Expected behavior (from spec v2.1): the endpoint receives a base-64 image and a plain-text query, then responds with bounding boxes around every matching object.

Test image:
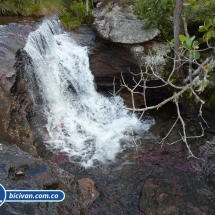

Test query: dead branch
[117,39,215,158]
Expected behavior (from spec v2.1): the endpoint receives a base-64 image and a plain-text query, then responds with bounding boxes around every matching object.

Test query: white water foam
[24,18,154,167]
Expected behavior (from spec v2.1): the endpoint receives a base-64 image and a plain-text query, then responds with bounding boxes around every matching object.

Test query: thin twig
[159,118,179,145]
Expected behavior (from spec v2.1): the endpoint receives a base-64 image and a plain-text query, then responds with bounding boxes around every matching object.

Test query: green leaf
[198,26,207,32]
[179,34,186,42]
[203,34,207,42]
[193,51,200,60]
[190,35,195,41]
[190,50,200,59]
[192,40,199,49]
[183,42,189,49]
[169,38,175,45]
[205,19,212,28]
[185,50,191,58]
[185,50,200,59]
[190,5,200,14]
[186,37,192,48]
[207,30,215,38]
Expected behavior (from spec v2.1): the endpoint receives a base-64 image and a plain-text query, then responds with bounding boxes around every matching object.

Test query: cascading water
[24,18,154,167]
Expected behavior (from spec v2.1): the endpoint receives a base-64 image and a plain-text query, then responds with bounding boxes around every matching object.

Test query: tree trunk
[86,0,89,15]
[173,0,184,76]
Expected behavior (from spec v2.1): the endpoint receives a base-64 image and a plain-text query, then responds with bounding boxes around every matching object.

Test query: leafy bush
[133,0,215,40]
[60,0,93,30]
[0,0,94,29]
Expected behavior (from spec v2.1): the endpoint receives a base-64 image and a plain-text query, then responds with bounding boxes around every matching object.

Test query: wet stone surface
[0,19,38,154]
[0,142,82,215]
[0,20,37,89]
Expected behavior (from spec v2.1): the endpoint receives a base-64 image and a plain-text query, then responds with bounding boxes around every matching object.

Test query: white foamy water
[24,18,154,167]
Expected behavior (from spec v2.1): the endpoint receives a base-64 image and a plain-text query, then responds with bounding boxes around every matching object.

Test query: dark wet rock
[80,208,97,215]
[0,86,14,141]
[72,25,97,47]
[0,22,37,92]
[203,139,215,189]
[92,3,160,44]
[89,41,148,107]
[78,178,100,207]
[46,161,75,188]
[0,142,89,214]
[0,21,38,156]
[59,147,215,215]
[139,169,215,215]
[34,171,59,189]
[11,48,50,156]
[140,178,180,214]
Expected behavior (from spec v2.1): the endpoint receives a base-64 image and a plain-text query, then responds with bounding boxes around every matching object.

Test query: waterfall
[24,18,154,167]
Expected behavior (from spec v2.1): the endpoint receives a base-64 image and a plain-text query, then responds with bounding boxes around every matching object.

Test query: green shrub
[120,0,128,7]
[60,12,79,29]
[0,0,93,29]
[60,0,93,30]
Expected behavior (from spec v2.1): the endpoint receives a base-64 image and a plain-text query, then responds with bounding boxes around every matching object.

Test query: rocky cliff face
[0,21,38,156]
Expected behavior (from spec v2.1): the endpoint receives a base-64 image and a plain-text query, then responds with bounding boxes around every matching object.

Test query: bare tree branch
[117,35,215,158]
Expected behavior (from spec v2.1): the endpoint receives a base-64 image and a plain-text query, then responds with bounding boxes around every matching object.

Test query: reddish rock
[139,143,206,172]
[50,154,68,165]
[78,178,100,206]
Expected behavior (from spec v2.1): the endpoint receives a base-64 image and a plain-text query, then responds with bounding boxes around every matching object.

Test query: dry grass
[0,0,64,16]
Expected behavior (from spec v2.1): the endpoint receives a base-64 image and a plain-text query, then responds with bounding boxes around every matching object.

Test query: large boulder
[92,4,160,44]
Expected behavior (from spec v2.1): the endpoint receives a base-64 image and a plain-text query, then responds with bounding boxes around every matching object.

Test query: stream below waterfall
[1,16,215,214]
